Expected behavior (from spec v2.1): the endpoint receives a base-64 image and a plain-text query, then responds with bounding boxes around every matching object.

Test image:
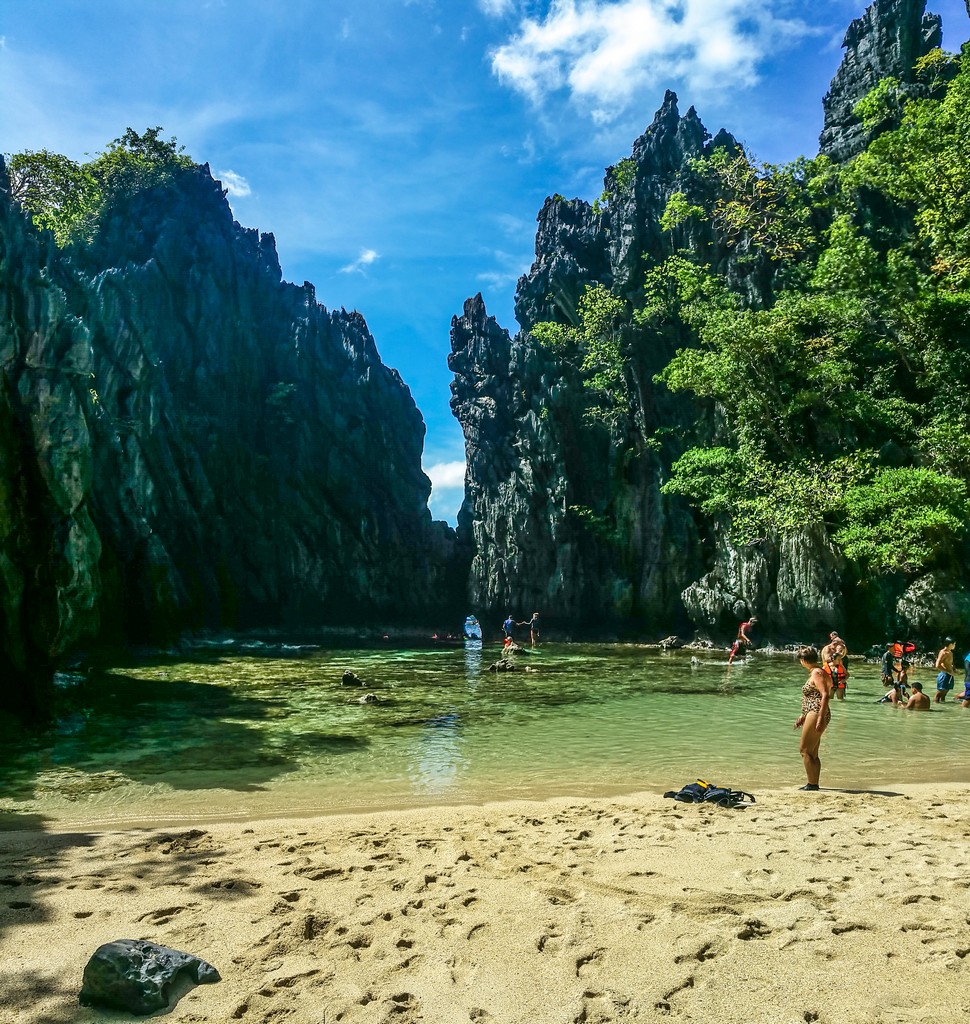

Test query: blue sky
[3,0,969,523]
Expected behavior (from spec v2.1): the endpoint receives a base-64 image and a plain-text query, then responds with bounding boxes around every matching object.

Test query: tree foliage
[533,47,970,576]
[654,48,970,573]
[531,283,630,426]
[6,127,193,246]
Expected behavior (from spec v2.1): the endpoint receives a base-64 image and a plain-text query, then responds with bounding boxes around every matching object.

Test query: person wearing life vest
[896,659,911,698]
[820,631,849,700]
[728,615,757,664]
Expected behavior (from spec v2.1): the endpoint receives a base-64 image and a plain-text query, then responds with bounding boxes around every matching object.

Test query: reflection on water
[463,640,482,685]
[412,711,464,794]
[2,639,970,827]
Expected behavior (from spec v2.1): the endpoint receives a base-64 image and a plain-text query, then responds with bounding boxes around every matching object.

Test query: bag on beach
[663,779,755,809]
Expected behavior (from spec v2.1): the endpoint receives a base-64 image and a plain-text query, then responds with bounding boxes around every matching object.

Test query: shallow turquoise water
[2,639,968,829]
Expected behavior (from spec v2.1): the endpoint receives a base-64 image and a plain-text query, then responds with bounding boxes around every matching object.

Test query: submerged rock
[489,657,519,672]
[79,939,220,1014]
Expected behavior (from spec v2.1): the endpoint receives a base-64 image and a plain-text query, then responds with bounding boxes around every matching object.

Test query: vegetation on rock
[530,46,970,578]
[7,127,192,246]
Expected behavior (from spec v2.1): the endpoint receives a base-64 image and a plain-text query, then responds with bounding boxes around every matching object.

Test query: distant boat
[463,615,482,640]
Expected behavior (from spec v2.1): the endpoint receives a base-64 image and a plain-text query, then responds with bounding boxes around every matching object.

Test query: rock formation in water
[0,157,460,718]
[819,0,942,162]
[449,1,962,640]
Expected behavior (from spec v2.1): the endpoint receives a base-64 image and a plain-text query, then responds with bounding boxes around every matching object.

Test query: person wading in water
[728,615,757,664]
[820,631,849,700]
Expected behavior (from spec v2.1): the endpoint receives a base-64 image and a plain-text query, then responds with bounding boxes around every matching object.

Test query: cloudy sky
[3,0,968,522]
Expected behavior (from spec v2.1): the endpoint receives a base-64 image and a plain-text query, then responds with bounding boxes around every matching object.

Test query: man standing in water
[728,615,757,664]
[502,614,516,645]
[821,631,849,700]
[935,638,957,703]
[880,642,896,690]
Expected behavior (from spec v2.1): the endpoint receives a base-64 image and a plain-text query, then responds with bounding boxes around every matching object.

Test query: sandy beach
[1,784,969,1024]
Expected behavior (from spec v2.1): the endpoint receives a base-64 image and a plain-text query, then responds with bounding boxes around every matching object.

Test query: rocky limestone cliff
[819,0,942,162]
[450,91,846,637]
[449,1,965,641]
[0,157,459,718]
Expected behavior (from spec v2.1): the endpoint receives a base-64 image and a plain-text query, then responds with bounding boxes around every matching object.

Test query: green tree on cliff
[6,127,192,246]
[530,47,970,575]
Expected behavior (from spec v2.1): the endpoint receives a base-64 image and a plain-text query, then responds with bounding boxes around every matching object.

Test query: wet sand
[2,784,969,1023]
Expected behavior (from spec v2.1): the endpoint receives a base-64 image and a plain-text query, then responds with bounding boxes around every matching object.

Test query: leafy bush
[6,127,193,246]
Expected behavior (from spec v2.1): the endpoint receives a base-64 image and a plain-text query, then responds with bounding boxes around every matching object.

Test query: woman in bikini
[793,646,831,791]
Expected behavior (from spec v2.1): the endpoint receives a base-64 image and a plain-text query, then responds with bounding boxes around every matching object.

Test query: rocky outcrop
[449,3,960,639]
[895,574,970,635]
[0,157,460,718]
[819,0,942,163]
[450,95,792,636]
[682,528,845,634]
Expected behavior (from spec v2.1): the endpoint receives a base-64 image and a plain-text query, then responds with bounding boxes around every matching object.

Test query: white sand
[1,784,969,1023]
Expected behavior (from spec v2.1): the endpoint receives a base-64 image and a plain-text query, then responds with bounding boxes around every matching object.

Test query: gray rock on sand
[79,939,220,1014]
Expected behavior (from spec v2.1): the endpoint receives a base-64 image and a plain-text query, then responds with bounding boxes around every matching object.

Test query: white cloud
[426,460,467,490]
[479,0,516,16]
[216,170,251,197]
[490,0,811,120]
[338,248,381,274]
[476,247,532,289]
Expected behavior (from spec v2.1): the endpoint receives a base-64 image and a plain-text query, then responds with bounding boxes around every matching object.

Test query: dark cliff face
[450,289,701,631]
[450,94,803,635]
[450,0,970,640]
[819,0,942,163]
[0,158,458,717]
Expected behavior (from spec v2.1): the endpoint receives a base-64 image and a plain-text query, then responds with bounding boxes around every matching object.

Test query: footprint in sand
[737,919,771,940]
[576,949,605,978]
[537,927,564,953]
[137,904,196,925]
[674,939,723,963]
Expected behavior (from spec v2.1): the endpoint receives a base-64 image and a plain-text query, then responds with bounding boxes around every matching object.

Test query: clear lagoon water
[2,638,968,830]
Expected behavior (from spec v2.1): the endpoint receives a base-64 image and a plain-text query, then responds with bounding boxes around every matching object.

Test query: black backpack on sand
[663,778,755,809]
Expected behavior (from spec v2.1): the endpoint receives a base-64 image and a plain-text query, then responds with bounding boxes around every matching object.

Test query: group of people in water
[732,616,969,792]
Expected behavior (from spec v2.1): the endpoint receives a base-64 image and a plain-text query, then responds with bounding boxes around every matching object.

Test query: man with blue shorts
[935,638,956,703]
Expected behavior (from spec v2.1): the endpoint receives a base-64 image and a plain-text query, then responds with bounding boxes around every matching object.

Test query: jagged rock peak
[819,0,942,163]
[630,91,738,176]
